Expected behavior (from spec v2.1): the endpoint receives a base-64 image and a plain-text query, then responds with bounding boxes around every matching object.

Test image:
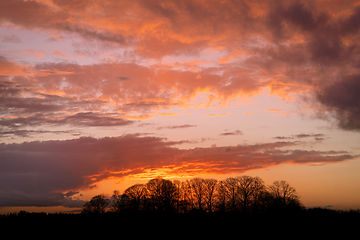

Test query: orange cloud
[0,55,29,76]
[53,50,68,58]
[272,111,296,117]
[158,112,179,116]
[266,108,282,112]
[203,113,230,117]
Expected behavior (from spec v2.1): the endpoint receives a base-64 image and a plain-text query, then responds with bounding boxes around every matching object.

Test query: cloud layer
[0,134,355,207]
[0,0,360,133]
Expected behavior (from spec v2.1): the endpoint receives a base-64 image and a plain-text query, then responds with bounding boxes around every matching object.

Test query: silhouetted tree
[82,194,109,214]
[203,178,217,212]
[146,177,179,212]
[236,176,265,213]
[215,180,228,212]
[223,177,239,211]
[124,183,146,211]
[172,180,184,212]
[83,175,306,215]
[268,180,300,209]
[214,176,266,213]
[189,178,206,210]
[177,180,194,213]
[111,190,131,213]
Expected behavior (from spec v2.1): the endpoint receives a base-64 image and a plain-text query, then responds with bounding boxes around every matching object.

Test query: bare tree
[111,190,131,213]
[215,180,227,212]
[178,180,194,213]
[203,178,217,212]
[104,175,305,214]
[172,180,182,212]
[82,194,109,214]
[268,180,299,209]
[223,177,239,211]
[146,177,179,212]
[124,183,146,211]
[236,176,265,213]
[189,178,206,210]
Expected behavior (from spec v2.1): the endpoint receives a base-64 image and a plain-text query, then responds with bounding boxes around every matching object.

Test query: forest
[82,176,304,214]
[1,175,360,234]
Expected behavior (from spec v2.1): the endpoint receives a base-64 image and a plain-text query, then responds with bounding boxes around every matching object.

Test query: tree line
[82,176,304,214]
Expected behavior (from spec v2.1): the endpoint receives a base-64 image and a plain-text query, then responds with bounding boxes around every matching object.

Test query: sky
[1,0,360,213]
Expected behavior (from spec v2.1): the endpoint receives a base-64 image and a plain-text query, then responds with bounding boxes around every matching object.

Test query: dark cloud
[282,2,318,32]
[61,112,133,127]
[157,124,197,130]
[60,22,129,46]
[273,136,293,140]
[0,129,79,138]
[0,134,181,207]
[308,31,344,65]
[220,130,243,136]
[339,6,360,35]
[116,77,131,81]
[0,134,355,207]
[264,1,360,67]
[0,112,132,128]
[64,191,80,198]
[316,75,360,130]
[294,133,325,139]
[267,1,317,40]
[274,133,325,140]
[0,95,64,114]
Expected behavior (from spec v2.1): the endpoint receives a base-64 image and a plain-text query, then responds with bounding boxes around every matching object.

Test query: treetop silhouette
[82,175,304,214]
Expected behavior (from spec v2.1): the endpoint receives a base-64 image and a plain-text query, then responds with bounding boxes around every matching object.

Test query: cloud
[0,129,79,138]
[0,134,355,207]
[0,55,29,76]
[0,59,268,136]
[157,124,197,130]
[61,112,133,127]
[316,75,360,130]
[0,112,132,130]
[60,23,129,46]
[220,130,243,136]
[0,0,130,46]
[0,34,22,43]
[53,50,68,58]
[295,133,325,139]
[244,111,254,115]
[204,113,231,117]
[266,109,282,112]
[1,0,359,61]
[273,133,326,140]
[158,112,179,116]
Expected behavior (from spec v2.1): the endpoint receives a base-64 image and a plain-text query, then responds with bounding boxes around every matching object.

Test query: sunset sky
[1,0,360,213]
